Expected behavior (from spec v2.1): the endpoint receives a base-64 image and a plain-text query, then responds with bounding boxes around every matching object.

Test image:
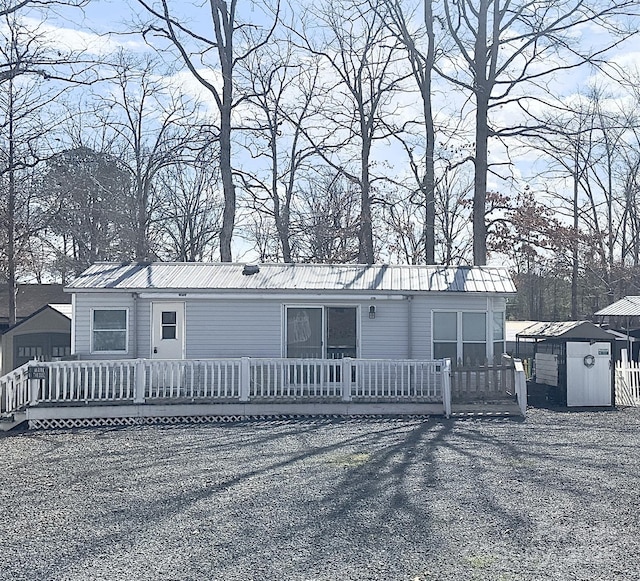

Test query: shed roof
[66,262,516,294]
[516,321,613,341]
[3,303,72,334]
[594,296,640,317]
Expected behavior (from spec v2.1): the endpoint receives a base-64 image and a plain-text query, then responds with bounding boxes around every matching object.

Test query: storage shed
[516,321,614,407]
[0,304,72,375]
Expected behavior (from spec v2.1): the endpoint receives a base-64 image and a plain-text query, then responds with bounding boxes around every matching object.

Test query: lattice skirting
[28,413,432,430]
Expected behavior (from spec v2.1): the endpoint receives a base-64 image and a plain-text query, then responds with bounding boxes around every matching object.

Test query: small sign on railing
[28,366,47,380]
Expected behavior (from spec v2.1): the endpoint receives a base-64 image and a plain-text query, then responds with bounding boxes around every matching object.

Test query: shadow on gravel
[2,411,640,581]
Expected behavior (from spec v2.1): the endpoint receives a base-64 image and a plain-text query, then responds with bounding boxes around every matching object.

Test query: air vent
[242,264,260,276]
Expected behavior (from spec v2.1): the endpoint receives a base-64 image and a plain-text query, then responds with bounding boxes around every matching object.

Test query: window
[161,311,177,339]
[17,346,43,358]
[493,311,505,358]
[92,309,127,353]
[462,312,486,364]
[52,346,71,358]
[433,312,457,361]
[433,311,501,365]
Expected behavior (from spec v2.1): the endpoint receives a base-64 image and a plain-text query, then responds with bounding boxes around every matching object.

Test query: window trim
[90,307,129,354]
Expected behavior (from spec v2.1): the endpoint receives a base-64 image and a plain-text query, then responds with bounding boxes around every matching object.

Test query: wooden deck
[1,357,526,430]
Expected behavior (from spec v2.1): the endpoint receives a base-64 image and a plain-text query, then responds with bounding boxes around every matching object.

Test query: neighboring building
[516,321,614,407]
[0,304,72,375]
[65,262,516,364]
[0,284,71,333]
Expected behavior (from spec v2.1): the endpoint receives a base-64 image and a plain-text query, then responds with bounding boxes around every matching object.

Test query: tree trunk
[472,0,489,267]
[219,96,235,262]
[423,0,435,265]
[358,136,374,264]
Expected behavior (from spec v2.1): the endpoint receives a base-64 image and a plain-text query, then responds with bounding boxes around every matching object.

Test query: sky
[10,0,640,264]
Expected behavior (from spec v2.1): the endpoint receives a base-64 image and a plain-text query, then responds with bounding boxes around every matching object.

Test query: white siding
[360,299,408,359]
[71,291,509,361]
[186,299,283,358]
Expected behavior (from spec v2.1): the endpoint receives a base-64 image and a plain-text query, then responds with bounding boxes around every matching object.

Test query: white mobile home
[66,262,515,364]
[0,263,524,430]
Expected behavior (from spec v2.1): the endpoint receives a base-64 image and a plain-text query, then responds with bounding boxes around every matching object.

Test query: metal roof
[516,321,613,341]
[66,262,516,294]
[594,296,640,317]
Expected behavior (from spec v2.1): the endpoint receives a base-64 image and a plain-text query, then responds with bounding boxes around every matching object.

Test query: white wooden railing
[0,357,451,415]
[0,363,30,415]
[615,360,640,406]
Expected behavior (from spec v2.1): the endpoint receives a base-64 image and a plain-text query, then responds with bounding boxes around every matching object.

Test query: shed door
[151,302,185,359]
[566,342,611,407]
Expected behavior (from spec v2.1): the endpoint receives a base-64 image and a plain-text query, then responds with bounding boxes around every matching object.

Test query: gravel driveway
[1,407,639,581]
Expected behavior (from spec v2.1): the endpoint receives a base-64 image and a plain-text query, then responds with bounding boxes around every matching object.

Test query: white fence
[615,360,640,406]
[0,357,450,415]
[0,363,30,415]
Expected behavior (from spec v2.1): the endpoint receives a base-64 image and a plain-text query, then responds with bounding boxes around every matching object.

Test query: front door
[151,302,185,359]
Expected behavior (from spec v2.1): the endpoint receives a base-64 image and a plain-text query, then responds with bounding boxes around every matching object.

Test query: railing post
[341,357,353,402]
[513,359,527,417]
[239,357,250,402]
[442,358,452,418]
[134,359,146,404]
[29,379,39,407]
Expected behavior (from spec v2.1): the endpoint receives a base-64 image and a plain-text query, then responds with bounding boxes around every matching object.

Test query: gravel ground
[1,407,639,581]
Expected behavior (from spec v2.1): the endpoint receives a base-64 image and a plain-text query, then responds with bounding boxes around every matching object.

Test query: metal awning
[594,296,640,317]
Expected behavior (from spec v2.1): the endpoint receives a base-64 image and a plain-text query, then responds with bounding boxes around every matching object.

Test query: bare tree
[0,9,95,324]
[154,153,223,262]
[236,40,321,262]
[439,0,639,265]
[380,0,437,263]
[93,52,203,260]
[293,170,360,263]
[136,0,279,262]
[291,0,408,263]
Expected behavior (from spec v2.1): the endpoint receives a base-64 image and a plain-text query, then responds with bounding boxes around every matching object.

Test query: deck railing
[0,363,30,415]
[615,360,640,406]
[0,357,449,415]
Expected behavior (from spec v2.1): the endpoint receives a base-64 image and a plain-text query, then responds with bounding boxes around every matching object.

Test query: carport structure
[516,321,614,407]
[595,296,640,361]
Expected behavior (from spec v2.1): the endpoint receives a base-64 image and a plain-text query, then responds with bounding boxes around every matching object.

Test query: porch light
[369,305,376,319]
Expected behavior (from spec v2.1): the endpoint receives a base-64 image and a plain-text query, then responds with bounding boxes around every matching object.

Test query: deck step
[0,412,27,432]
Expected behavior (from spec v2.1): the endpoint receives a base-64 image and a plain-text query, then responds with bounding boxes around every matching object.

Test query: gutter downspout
[132,292,138,359]
[406,295,414,359]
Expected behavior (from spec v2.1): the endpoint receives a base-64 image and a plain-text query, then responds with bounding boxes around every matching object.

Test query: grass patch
[465,554,497,569]
[327,452,371,467]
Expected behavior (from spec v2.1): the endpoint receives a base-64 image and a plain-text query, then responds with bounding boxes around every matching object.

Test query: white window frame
[90,307,129,354]
[432,309,491,364]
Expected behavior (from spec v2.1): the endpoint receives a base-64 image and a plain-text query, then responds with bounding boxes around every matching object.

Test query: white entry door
[151,302,185,359]
[566,341,612,406]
